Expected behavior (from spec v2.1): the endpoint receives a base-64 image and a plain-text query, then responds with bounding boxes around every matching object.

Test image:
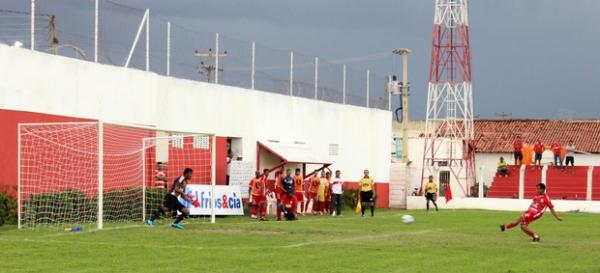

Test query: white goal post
[17,121,217,229]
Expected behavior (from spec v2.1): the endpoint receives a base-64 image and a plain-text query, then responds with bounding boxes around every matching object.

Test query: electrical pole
[49,15,58,55]
[393,48,411,164]
[194,48,227,83]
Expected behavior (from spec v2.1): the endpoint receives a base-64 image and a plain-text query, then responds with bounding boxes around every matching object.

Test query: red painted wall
[0,109,91,192]
[344,182,390,208]
[215,137,227,185]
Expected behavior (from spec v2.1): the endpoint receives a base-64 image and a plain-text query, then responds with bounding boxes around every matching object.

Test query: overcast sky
[8,0,600,119]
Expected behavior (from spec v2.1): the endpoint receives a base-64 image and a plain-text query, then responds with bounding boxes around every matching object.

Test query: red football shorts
[294,192,305,202]
[252,195,267,204]
[275,188,283,200]
[306,192,317,199]
[522,209,543,225]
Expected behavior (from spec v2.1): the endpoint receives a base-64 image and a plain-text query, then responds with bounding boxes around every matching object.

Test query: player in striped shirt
[500,183,563,242]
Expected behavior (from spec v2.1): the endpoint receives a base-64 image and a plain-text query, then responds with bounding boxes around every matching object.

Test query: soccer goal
[17,121,216,229]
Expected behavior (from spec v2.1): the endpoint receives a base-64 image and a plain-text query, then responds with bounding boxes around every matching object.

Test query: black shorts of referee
[426,192,437,201]
[360,190,374,203]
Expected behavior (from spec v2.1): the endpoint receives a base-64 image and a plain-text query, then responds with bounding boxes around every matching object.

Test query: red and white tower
[421,0,476,197]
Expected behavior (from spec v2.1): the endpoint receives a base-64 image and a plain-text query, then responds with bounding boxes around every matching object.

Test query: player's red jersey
[274,174,284,199]
[551,143,561,155]
[522,194,554,224]
[528,194,554,214]
[281,194,298,212]
[513,140,524,152]
[534,143,545,154]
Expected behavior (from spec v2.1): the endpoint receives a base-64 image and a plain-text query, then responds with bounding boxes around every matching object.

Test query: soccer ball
[401,214,414,224]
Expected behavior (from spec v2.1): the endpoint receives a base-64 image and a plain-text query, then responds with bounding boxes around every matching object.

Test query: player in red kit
[500,183,563,242]
[248,171,268,221]
[273,170,284,221]
[279,191,299,220]
[293,168,306,215]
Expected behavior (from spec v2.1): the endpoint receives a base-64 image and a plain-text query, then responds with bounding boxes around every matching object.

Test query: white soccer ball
[401,214,414,224]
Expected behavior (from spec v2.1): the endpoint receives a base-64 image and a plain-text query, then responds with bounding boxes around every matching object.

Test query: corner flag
[445,184,453,203]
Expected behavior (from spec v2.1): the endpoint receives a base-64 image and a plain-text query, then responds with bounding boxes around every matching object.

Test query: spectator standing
[550,142,563,169]
[330,170,344,216]
[226,150,233,185]
[154,162,168,189]
[565,140,576,173]
[533,140,545,170]
[513,136,524,166]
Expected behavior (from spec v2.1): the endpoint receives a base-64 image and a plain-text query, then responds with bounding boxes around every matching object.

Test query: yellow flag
[355,195,362,213]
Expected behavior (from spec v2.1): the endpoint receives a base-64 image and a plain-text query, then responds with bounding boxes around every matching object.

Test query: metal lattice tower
[421,0,476,197]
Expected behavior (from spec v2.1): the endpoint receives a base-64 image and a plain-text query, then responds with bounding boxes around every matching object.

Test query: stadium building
[0,44,392,210]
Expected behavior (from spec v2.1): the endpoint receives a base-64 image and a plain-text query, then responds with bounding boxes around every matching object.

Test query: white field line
[279,229,432,248]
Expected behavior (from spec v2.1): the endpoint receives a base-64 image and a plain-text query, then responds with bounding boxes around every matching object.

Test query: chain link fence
[0,0,390,110]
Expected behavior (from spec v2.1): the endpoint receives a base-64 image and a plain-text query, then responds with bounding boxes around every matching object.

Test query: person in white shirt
[565,140,576,173]
[330,170,344,216]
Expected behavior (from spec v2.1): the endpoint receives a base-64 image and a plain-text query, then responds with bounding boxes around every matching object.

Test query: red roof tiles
[473,119,600,153]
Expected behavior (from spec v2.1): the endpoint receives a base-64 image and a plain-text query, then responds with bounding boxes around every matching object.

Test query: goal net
[18,121,214,229]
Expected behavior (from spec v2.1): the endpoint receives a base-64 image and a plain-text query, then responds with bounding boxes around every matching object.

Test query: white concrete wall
[0,45,391,182]
[407,196,600,213]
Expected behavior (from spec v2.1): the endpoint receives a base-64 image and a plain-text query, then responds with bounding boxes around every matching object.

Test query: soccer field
[1,209,599,273]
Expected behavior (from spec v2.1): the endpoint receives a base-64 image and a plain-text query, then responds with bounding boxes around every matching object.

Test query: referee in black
[425,175,439,211]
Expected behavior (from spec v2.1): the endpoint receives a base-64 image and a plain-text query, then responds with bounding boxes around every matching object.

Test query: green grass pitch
[1,209,599,273]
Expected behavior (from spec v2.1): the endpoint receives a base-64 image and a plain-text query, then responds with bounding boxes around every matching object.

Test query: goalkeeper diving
[147,168,194,229]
